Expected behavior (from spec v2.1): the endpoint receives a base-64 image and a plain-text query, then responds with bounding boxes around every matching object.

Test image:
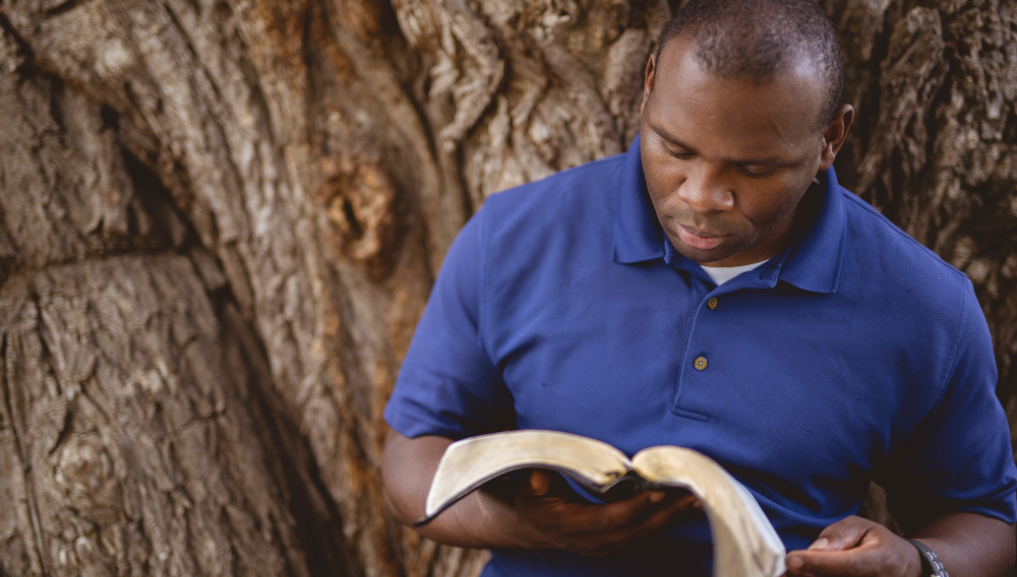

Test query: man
[381,0,1017,575]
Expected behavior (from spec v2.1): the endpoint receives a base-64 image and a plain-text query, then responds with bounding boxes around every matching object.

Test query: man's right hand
[381,430,698,555]
[512,469,700,556]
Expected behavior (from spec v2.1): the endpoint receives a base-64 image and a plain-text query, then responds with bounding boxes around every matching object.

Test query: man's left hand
[785,516,922,577]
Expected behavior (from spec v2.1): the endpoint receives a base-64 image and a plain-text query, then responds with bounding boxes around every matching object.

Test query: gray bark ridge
[0,255,337,576]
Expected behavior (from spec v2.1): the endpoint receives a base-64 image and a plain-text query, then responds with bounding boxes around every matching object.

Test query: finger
[590,492,698,545]
[578,493,699,555]
[628,492,699,534]
[787,548,876,577]
[808,515,873,551]
[673,492,699,511]
[517,470,552,497]
[588,490,692,532]
[529,470,551,496]
[545,491,664,538]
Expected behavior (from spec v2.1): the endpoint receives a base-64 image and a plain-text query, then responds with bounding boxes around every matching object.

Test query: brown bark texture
[0,0,1014,575]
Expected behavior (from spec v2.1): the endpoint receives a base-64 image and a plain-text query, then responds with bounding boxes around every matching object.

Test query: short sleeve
[384,208,513,439]
[874,281,1017,531]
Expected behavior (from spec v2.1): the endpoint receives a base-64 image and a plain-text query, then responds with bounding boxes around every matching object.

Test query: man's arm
[784,278,1016,576]
[381,429,699,555]
[786,513,1016,577]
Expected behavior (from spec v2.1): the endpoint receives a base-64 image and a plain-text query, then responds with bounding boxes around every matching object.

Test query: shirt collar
[612,134,665,264]
[775,166,846,293]
[612,133,847,294]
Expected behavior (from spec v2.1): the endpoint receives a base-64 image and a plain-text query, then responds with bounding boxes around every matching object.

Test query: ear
[818,104,854,170]
[640,53,656,115]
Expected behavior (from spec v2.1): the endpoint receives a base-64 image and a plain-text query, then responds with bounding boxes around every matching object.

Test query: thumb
[807,516,872,552]
[517,469,552,496]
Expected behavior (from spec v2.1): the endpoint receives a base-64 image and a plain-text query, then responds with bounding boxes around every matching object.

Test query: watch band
[905,538,949,577]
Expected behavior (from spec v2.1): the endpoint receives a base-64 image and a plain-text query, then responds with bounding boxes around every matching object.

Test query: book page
[419,430,631,524]
[632,446,786,577]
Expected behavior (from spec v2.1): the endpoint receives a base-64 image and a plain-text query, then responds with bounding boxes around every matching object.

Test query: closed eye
[667,148,695,160]
[737,164,776,178]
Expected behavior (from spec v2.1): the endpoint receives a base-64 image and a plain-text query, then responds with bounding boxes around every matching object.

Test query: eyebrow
[649,122,788,166]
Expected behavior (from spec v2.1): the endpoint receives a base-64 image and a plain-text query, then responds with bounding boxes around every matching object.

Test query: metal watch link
[905,538,949,577]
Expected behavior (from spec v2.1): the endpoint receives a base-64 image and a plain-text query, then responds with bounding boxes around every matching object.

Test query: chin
[668,229,742,263]
[678,246,731,264]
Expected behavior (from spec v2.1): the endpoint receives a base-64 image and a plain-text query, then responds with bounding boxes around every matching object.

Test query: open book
[416,430,786,577]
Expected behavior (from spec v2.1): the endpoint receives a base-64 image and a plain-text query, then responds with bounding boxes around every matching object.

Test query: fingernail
[787,555,803,570]
[649,491,665,503]
[808,538,828,551]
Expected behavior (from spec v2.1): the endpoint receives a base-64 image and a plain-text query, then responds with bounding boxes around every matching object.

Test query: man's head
[639,0,853,266]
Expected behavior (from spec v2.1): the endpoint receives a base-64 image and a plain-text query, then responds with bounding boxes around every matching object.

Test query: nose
[678,162,735,214]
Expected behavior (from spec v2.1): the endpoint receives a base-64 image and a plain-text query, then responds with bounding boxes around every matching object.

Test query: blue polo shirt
[384,136,1017,576]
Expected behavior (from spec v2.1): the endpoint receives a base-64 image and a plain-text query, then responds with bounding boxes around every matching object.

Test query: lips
[677,224,725,250]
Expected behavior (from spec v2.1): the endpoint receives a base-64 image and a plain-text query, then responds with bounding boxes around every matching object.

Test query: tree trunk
[0,0,1013,576]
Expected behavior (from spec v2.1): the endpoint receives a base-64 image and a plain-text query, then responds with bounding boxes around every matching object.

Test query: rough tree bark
[0,0,1014,576]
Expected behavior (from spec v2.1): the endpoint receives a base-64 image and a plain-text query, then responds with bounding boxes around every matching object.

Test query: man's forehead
[651,37,828,145]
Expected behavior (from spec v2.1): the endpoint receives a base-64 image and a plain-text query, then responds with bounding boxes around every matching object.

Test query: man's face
[639,36,835,266]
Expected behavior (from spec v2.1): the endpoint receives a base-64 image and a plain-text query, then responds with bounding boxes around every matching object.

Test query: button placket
[673,289,732,420]
[696,297,718,371]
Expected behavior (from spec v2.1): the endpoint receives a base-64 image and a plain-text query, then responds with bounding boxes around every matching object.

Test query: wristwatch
[905,538,949,577]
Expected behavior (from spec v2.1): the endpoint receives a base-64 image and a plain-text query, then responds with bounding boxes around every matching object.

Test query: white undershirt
[700,260,768,286]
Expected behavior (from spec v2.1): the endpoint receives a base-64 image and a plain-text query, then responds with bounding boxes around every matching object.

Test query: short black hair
[654,0,844,129]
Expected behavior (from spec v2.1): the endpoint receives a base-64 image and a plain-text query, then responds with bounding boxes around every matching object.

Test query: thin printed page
[632,446,786,577]
[418,430,632,525]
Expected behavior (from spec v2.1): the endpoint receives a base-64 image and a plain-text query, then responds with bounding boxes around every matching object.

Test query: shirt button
[694,356,708,370]
[708,297,718,310]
